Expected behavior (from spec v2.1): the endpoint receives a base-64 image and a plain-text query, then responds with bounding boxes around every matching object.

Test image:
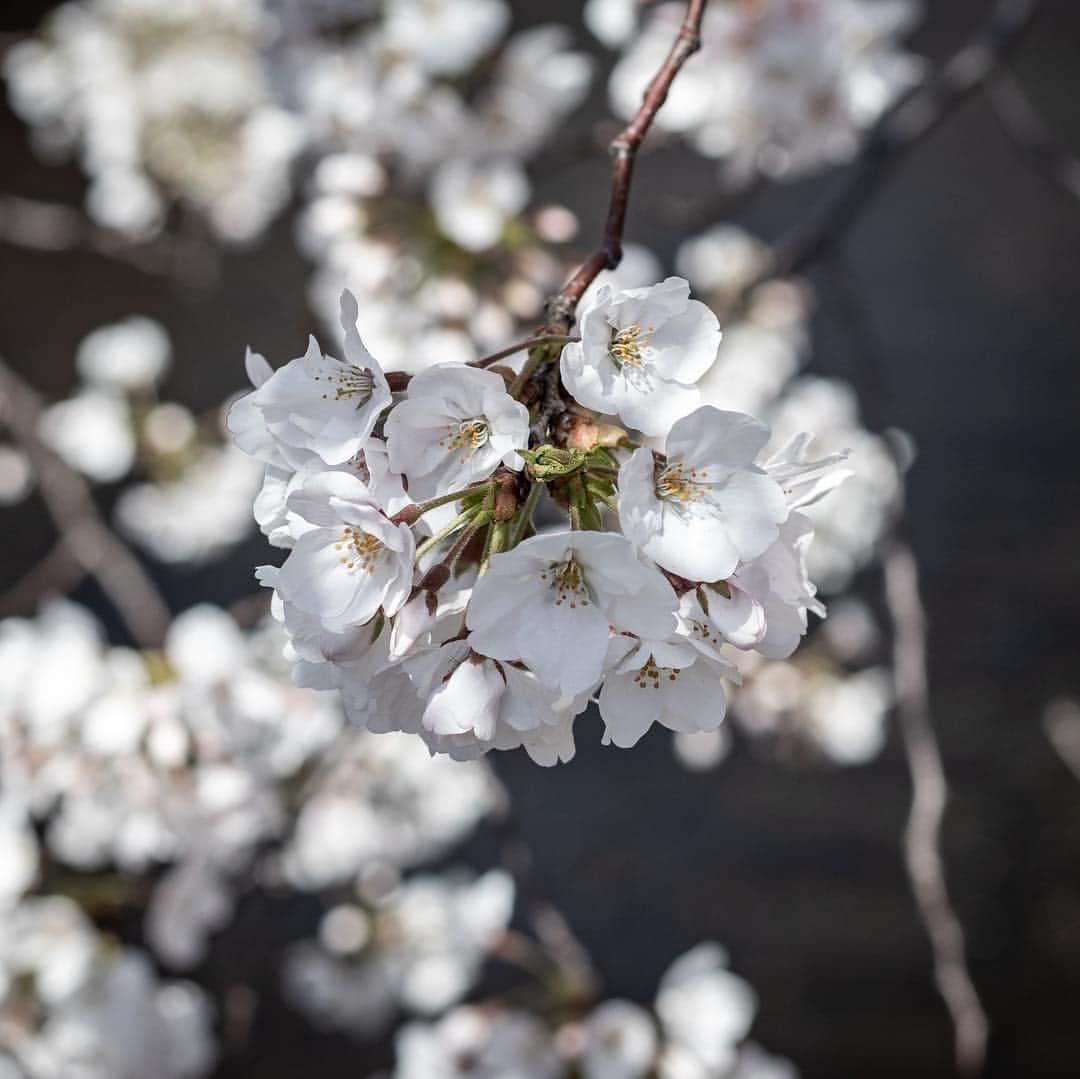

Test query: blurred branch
[735,0,1044,303]
[0,356,171,648]
[0,539,87,618]
[0,193,218,282]
[986,71,1080,203]
[546,0,707,326]
[883,541,989,1077]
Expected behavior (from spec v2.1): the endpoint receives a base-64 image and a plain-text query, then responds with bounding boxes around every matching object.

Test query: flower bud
[389,589,440,658]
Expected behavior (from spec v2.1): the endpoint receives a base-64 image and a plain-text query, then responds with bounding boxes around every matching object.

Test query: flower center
[318,366,374,407]
[632,655,680,689]
[656,461,710,504]
[441,417,490,461]
[334,526,383,572]
[539,558,591,609]
[608,323,651,369]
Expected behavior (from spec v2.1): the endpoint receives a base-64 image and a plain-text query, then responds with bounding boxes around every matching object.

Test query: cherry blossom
[560,277,720,435]
[385,363,530,501]
[617,406,789,582]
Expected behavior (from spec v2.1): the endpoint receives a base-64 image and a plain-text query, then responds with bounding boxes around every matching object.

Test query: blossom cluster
[594,0,924,184]
[231,278,849,764]
[384,942,795,1079]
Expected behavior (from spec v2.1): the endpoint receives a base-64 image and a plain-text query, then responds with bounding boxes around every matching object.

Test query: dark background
[2,1,1080,1076]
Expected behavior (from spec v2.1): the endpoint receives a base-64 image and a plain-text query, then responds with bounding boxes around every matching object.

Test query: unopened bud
[389,589,441,658]
[559,413,601,451]
[391,504,421,525]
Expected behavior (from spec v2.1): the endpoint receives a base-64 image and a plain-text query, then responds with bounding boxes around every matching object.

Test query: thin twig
[545,0,707,328]
[0,540,87,618]
[471,334,580,370]
[986,70,1080,204]
[735,0,1044,304]
[883,540,989,1076]
[0,356,171,648]
[0,193,218,282]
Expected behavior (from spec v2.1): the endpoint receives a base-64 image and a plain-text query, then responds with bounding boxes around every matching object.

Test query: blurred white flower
[655,943,757,1077]
[75,315,171,390]
[39,389,135,482]
[430,158,531,253]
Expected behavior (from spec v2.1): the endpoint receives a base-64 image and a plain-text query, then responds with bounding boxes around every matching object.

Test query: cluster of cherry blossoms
[592,0,923,184]
[231,277,850,764]
[383,942,795,1079]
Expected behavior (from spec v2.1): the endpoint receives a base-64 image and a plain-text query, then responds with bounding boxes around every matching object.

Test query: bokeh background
[1,1,1079,1076]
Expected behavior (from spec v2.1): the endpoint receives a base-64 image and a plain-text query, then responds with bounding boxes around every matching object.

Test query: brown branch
[0,356,171,648]
[545,0,707,328]
[0,540,88,618]
[883,540,989,1076]
[0,193,219,283]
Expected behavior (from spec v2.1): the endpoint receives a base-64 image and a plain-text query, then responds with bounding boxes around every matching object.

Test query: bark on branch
[545,0,707,328]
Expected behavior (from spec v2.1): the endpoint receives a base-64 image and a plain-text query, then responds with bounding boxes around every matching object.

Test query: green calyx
[519,445,588,481]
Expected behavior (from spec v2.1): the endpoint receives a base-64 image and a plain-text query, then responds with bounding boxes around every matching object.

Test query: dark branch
[545,0,707,328]
[986,70,1080,204]
[884,541,989,1076]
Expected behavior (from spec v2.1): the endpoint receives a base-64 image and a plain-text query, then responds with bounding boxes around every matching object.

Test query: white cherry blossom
[274,471,415,634]
[385,363,529,501]
[467,531,678,697]
[560,277,720,436]
[618,406,789,582]
[232,291,391,469]
[598,607,740,749]
[732,513,826,660]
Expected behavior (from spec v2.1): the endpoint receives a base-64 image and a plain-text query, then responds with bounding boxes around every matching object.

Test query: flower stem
[509,482,542,548]
[471,334,580,371]
[478,520,509,576]
[414,509,475,560]
[406,482,493,522]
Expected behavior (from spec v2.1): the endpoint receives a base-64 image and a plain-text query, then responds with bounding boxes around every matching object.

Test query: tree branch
[883,540,989,1077]
[986,70,1080,204]
[545,0,707,328]
[0,356,171,648]
[0,193,218,283]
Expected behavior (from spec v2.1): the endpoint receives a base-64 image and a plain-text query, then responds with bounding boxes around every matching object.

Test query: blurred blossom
[39,389,136,483]
[392,1007,563,1079]
[581,1000,658,1079]
[655,943,756,1076]
[673,728,732,773]
[380,940,793,1078]
[142,402,198,456]
[584,0,642,49]
[284,869,514,1035]
[383,0,510,77]
[607,0,924,185]
[76,315,171,391]
[3,0,303,241]
[115,445,263,563]
[430,158,531,253]
[0,899,216,1078]
[281,732,502,889]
